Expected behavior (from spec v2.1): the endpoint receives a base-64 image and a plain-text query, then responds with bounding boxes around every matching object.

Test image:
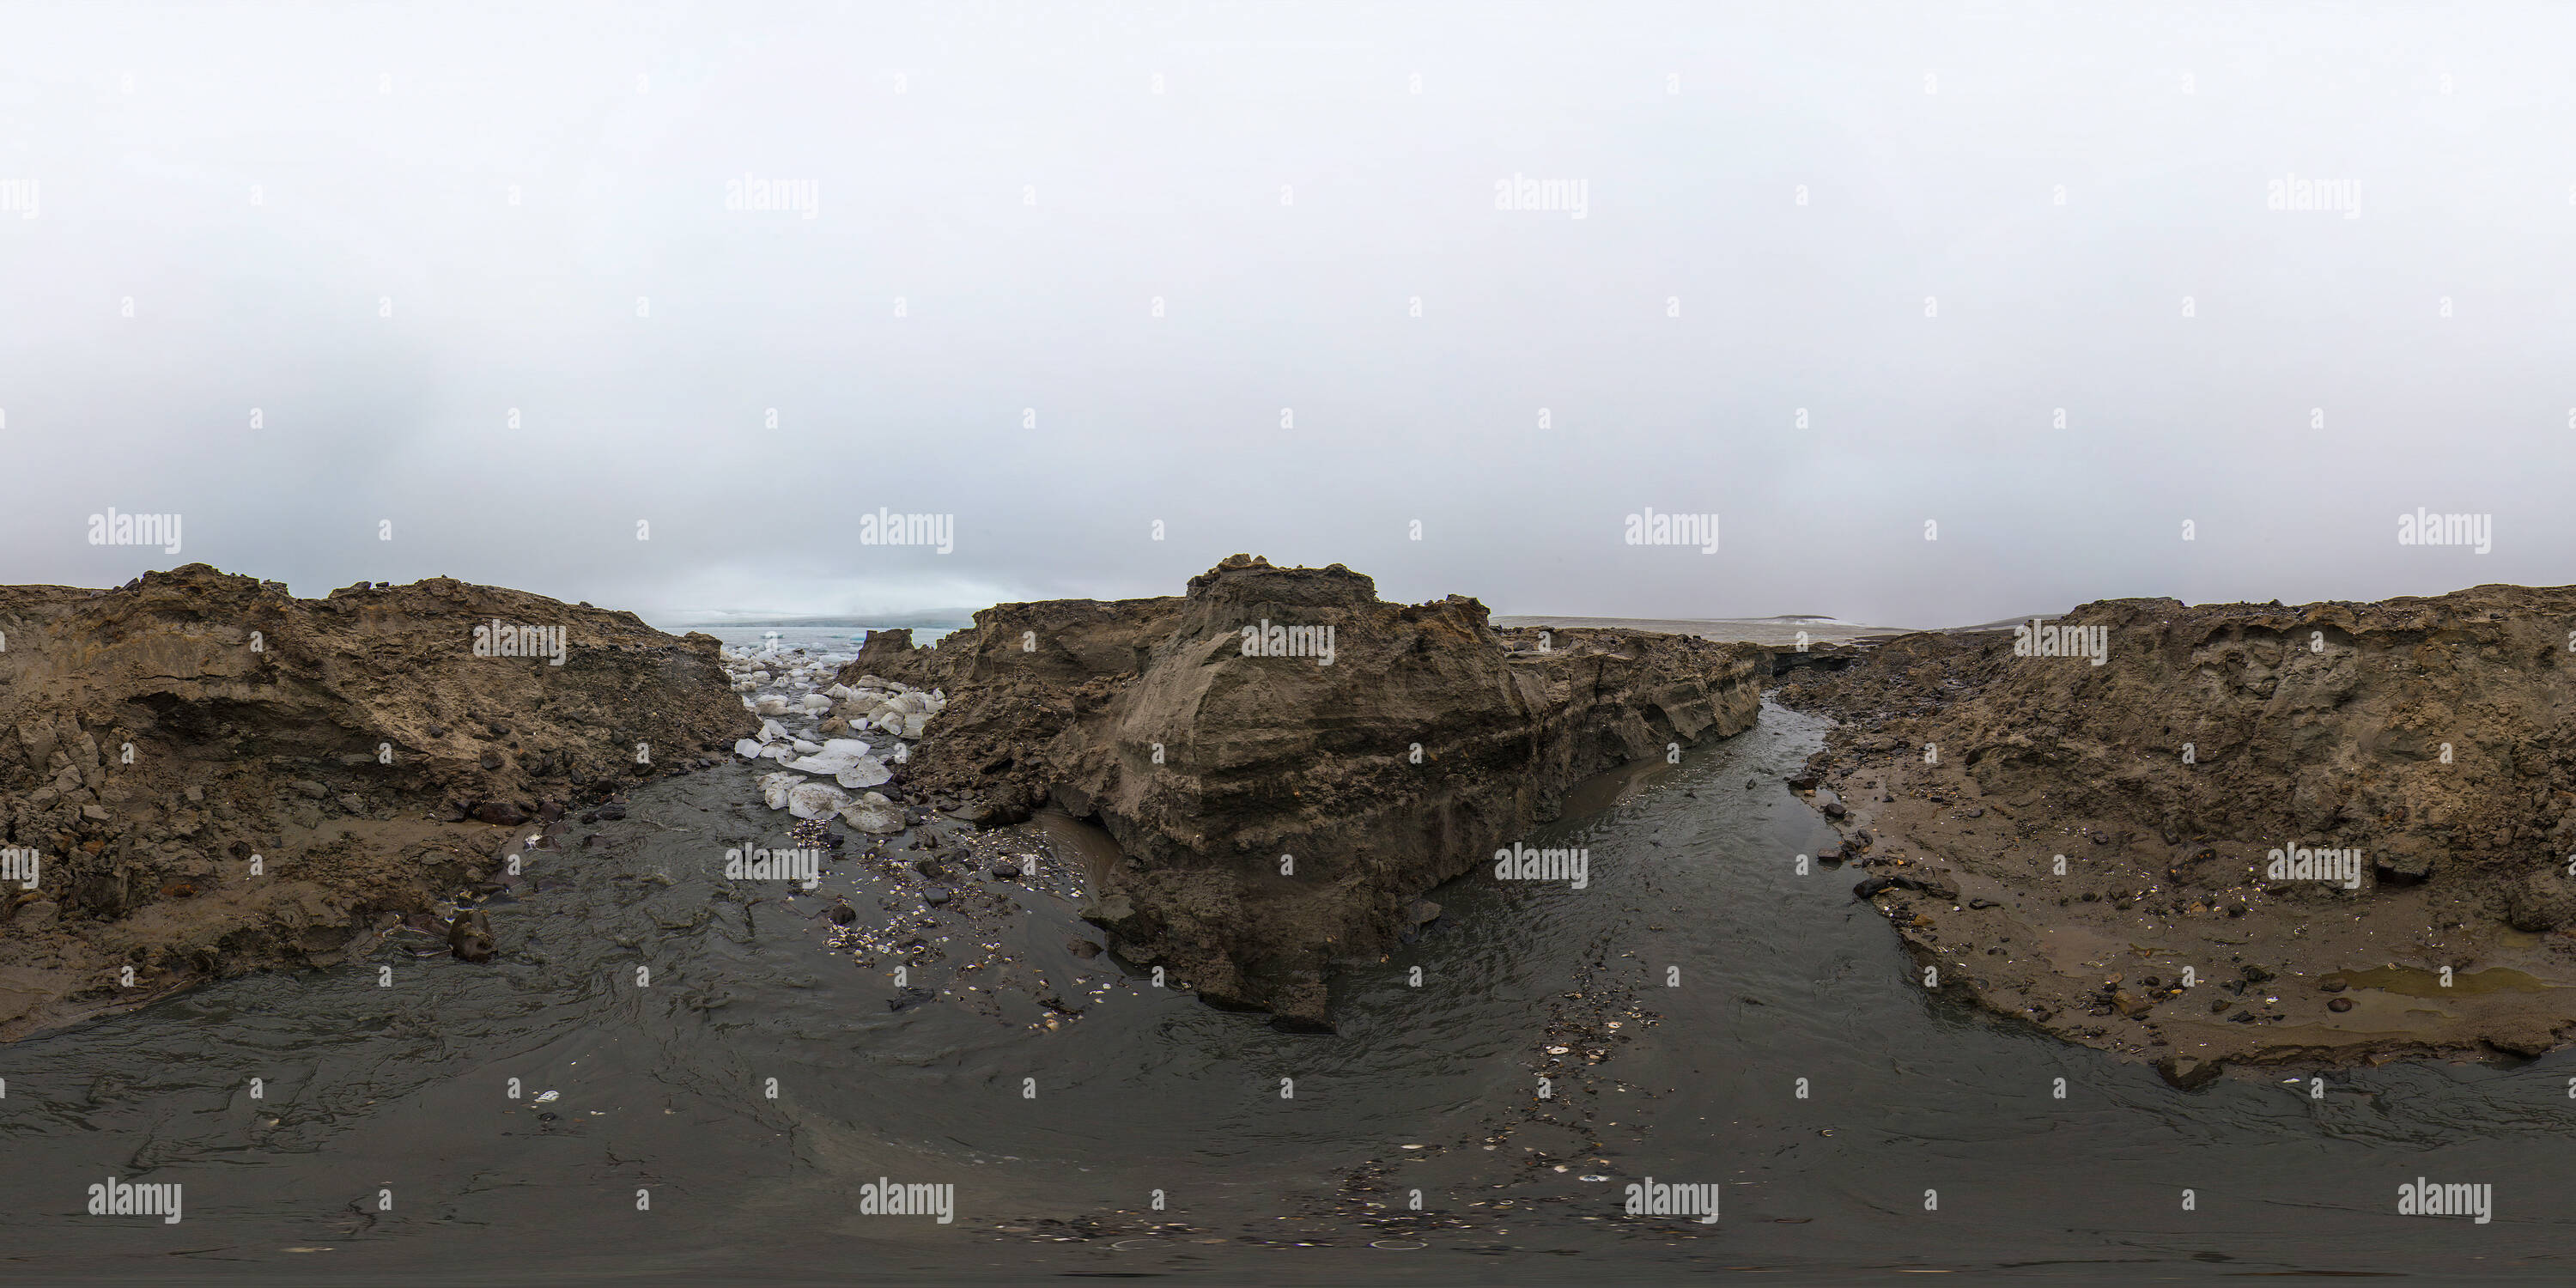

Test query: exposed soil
[1771,586,2576,1084]
[843,555,1769,1029]
[0,563,756,1039]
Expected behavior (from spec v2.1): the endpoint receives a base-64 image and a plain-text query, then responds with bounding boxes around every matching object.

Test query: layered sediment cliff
[1773,586,2576,1082]
[0,564,754,1038]
[849,555,1766,1026]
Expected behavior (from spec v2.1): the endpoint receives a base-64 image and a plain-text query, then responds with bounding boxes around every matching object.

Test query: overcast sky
[2,1,2567,629]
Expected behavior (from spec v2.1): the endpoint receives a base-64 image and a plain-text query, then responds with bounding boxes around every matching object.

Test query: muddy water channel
[6,701,2575,1283]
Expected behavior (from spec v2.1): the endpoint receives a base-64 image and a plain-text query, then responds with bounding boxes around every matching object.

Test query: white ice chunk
[839,793,906,834]
[785,749,864,775]
[761,771,802,810]
[835,756,892,789]
[787,782,852,819]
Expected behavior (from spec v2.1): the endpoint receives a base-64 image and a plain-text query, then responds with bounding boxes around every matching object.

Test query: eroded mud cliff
[852,555,1767,1026]
[1773,586,2576,1084]
[0,564,754,1038]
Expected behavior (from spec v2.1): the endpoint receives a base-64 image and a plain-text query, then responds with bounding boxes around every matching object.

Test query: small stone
[2328,997,2354,1012]
[2155,1054,2222,1091]
[923,887,952,907]
[449,908,497,962]
[472,801,528,826]
[991,861,1023,879]
[291,780,327,799]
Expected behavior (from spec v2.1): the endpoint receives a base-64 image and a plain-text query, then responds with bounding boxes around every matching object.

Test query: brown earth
[842,555,1767,1028]
[0,563,756,1039]
[1771,586,2576,1085]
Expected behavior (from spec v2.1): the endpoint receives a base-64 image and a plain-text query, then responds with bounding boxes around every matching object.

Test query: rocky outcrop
[841,627,946,690]
[0,564,755,1038]
[854,555,1765,1027]
[1773,585,2576,1078]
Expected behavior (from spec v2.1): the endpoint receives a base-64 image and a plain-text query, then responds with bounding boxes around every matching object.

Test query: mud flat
[844,555,1769,1028]
[0,564,754,1039]
[1771,585,2576,1085]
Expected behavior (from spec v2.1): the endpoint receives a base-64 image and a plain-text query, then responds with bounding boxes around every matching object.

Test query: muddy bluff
[850,555,1765,1028]
[0,564,753,1039]
[1774,585,2576,1081]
